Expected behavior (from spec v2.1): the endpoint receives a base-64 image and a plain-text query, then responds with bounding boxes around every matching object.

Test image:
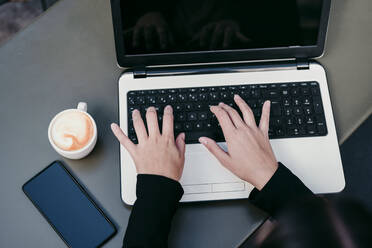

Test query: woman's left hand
[111,105,186,181]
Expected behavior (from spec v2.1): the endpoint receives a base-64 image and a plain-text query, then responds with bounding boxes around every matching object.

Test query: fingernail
[164,105,172,113]
[219,102,224,106]
[132,109,139,118]
[266,100,271,106]
[147,106,156,112]
[181,132,185,140]
[199,137,208,145]
[234,94,241,100]
[111,123,118,130]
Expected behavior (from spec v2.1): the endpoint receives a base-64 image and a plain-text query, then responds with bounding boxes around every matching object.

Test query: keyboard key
[247,100,257,108]
[271,103,281,116]
[251,89,260,98]
[167,89,177,94]
[253,108,261,117]
[147,96,156,104]
[188,93,198,102]
[198,112,208,120]
[293,98,301,106]
[295,117,303,125]
[168,94,177,103]
[185,103,193,111]
[205,121,212,129]
[311,87,320,95]
[268,127,274,137]
[240,90,250,97]
[184,122,193,131]
[307,124,316,135]
[294,107,303,115]
[178,93,187,102]
[220,92,229,99]
[128,96,136,105]
[209,92,219,100]
[304,107,312,115]
[174,123,182,131]
[286,117,294,125]
[158,95,168,104]
[268,90,279,97]
[313,97,324,114]
[317,122,327,135]
[271,117,282,126]
[195,103,205,110]
[276,127,285,136]
[136,96,145,105]
[289,127,300,136]
[128,106,139,113]
[291,88,299,95]
[303,98,311,105]
[301,87,310,95]
[174,104,183,111]
[283,98,291,106]
[306,116,315,124]
[188,112,197,121]
[281,89,289,96]
[284,107,292,116]
[199,93,208,101]
[195,122,203,130]
[176,113,186,121]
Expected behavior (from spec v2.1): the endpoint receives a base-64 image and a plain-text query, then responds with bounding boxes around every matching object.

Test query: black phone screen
[23,161,116,248]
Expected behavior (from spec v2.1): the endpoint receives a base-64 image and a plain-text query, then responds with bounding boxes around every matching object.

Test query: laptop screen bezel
[110,0,331,68]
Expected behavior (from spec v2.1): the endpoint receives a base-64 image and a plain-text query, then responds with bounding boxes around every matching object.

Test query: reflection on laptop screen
[120,0,323,55]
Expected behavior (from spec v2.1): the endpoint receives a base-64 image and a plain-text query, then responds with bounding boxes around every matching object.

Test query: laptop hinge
[296,59,310,70]
[131,60,301,78]
[133,66,147,78]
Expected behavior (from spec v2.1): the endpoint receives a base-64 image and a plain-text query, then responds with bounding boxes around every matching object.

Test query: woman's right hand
[199,95,278,190]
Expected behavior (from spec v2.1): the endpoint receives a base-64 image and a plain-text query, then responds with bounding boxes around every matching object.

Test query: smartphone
[23,161,117,248]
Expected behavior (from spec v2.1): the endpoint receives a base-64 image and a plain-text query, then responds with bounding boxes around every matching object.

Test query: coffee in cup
[48,102,97,159]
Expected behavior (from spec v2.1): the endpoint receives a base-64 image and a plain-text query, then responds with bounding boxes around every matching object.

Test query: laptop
[110,0,345,205]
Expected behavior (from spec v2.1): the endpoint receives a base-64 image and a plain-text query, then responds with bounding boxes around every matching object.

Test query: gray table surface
[0,0,371,247]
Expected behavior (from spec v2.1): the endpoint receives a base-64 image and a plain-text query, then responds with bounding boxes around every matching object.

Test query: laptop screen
[120,0,323,56]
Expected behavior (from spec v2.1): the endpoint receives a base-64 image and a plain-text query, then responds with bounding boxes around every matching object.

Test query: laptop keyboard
[126,81,327,144]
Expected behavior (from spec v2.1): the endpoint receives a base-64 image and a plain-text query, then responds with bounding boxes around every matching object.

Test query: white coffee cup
[48,102,97,159]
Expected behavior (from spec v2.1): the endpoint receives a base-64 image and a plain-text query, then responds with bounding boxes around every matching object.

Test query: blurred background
[0,0,57,45]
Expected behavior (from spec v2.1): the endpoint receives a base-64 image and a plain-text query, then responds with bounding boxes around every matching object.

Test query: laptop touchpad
[180,145,240,185]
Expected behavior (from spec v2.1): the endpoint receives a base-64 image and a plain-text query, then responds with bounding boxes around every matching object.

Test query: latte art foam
[51,111,94,151]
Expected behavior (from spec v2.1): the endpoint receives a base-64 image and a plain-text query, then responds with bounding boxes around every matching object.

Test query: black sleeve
[123,174,184,248]
[248,162,314,217]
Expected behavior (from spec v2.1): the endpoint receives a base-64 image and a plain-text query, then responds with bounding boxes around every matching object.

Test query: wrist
[253,162,278,191]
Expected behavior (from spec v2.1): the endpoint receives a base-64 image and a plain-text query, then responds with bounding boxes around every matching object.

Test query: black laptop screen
[120,0,323,55]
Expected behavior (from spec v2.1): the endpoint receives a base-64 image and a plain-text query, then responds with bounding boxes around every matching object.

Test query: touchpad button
[183,184,212,194]
[212,182,245,192]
